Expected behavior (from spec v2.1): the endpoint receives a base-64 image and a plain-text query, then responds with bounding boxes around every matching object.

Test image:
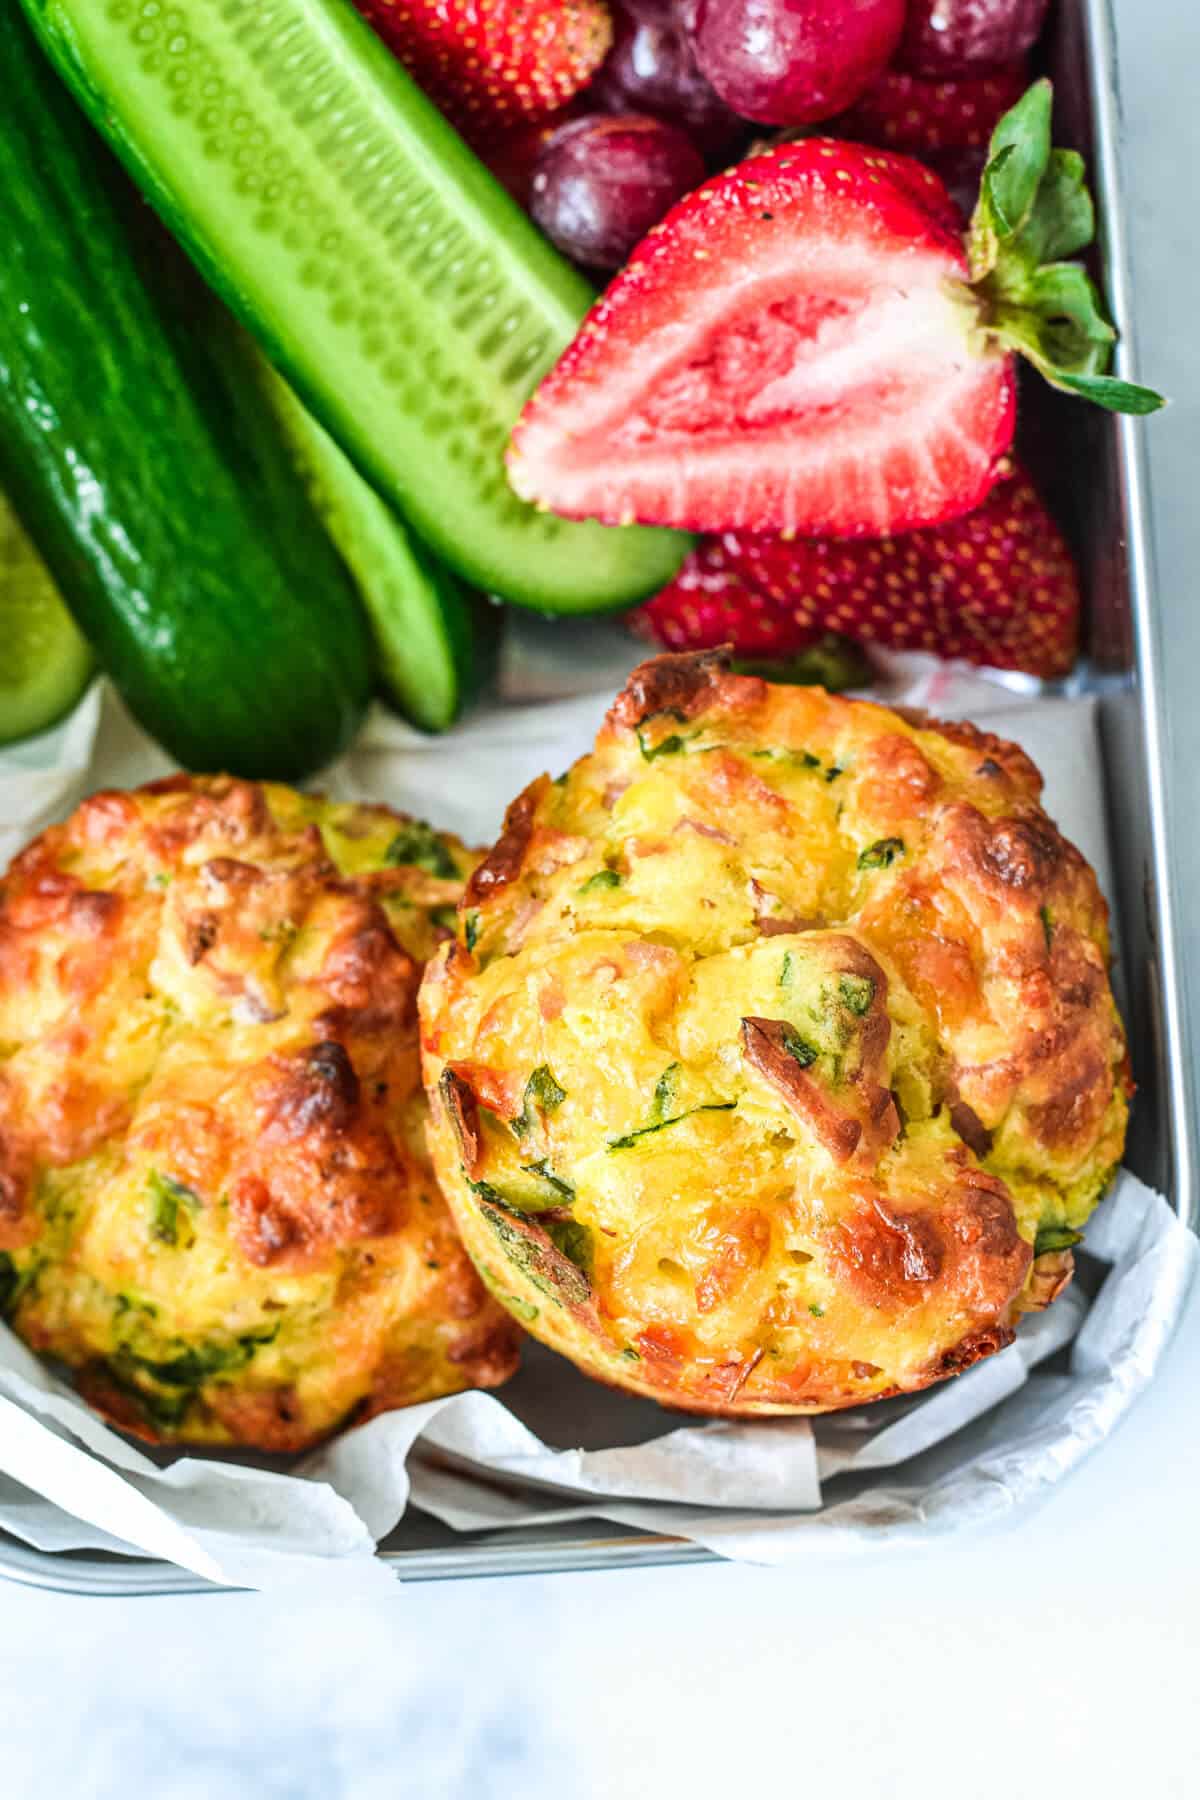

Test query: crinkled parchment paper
[0,624,1193,1589]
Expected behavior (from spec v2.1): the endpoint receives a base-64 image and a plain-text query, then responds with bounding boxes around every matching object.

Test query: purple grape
[899,0,1051,76]
[530,113,706,270]
[689,0,908,126]
[591,11,750,164]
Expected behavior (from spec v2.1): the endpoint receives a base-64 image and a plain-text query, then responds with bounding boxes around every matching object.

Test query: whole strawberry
[350,0,612,144]
[509,82,1162,540]
[632,465,1081,679]
[835,62,1029,154]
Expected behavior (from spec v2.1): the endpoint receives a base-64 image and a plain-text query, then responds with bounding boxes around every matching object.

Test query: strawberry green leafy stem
[967,80,1164,414]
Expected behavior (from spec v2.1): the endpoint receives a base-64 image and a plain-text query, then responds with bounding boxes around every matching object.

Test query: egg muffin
[0,775,519,1448]
[420,651,1129,1414]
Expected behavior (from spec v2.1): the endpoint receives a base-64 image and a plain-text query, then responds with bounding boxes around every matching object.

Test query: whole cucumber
[0,6,373,780]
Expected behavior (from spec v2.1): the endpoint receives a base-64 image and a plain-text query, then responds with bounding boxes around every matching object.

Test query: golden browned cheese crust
[419,653,1129,1415]
[0,776,519,1448]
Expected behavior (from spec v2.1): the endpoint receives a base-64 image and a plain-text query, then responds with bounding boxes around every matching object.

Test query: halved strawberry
[508,83,1162,539]
[511,140,1012,537]
[350,0,611,144]
[754,133,968,233]
[821,142,970,234]
[835,62,1029,154]
[632,464,1080,679]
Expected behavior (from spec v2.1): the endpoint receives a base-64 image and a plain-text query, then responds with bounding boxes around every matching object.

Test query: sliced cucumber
[23,0,688,613]
[259,362,490,731]
[0,494,93,746]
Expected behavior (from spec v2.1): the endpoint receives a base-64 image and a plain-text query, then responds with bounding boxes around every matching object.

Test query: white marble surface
[3,1,1200,1793]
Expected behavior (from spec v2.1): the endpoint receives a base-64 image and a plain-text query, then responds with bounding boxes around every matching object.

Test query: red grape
[899,0,1051,75]
[689,0,908,126]
[530,113,706,269]
[480,114,574,209]
[592,11,750,163]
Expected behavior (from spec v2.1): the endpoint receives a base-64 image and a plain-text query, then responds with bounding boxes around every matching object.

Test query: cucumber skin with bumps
[0,5,372,781]
[19,0,688,613]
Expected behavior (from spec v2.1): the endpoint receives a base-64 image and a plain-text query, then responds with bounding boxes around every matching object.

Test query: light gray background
[2,3,1199,1794]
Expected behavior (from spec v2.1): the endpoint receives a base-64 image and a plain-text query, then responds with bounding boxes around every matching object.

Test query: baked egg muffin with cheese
[420,652,1130,1414]
[0,776,519,1448]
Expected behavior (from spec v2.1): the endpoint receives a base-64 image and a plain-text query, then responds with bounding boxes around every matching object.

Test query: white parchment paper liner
[0,628,1192,1588]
